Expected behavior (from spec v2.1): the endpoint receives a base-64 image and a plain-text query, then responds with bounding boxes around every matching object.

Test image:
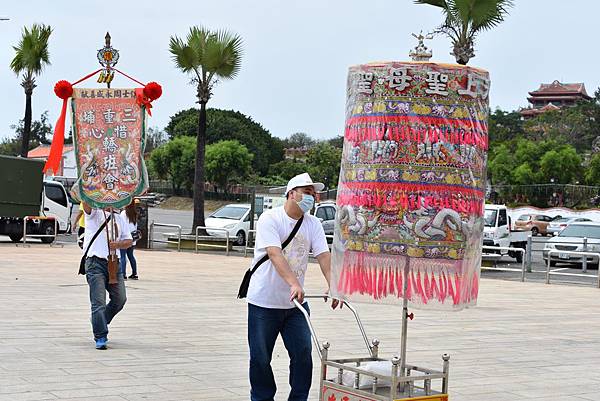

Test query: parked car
[205,204,255,246]
[547,217,592,235]
[313,201,336,236]
[514,214,553,236]
[543,222,600,267]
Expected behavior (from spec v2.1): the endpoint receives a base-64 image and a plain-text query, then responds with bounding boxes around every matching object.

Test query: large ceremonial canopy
[330,61,490,310]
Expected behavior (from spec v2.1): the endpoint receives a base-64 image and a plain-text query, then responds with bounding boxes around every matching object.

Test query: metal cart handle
[293,294,374,359]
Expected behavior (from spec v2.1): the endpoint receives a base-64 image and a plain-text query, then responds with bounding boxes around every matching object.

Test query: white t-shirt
[83,209,132,259]
[246,206,329,309]
[120,210,138,246]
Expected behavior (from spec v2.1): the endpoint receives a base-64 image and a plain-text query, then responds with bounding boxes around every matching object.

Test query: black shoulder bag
[237,215,304,299]
[78,214,112,275]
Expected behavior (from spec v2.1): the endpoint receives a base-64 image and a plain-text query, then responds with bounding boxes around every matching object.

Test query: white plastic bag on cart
[341,360,392,389]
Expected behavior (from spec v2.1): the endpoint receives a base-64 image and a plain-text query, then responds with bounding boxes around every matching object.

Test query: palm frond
[187,26,209,66]
[10,23,52,76]
[169,36,197,74]
[414,0,448,7]
[471,0,513,32]
[203,29,243,80]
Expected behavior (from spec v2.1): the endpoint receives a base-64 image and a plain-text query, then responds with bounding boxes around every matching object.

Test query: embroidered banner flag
[330,62,490,310]
[70,88,148,209]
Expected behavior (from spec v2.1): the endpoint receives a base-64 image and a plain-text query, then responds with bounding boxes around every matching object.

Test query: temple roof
[528,80,591,99]
[520,103,561,117]
[28,145,74,159]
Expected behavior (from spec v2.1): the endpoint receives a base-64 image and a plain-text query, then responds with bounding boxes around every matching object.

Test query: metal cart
[294,295,450,401]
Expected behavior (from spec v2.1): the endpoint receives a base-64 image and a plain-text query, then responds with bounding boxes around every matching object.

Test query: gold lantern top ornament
[96,32,119,85]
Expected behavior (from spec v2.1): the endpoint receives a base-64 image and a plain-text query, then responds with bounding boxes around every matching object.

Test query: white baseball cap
[286,173,325,195]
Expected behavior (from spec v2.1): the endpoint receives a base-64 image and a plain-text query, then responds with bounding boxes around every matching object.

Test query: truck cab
[483,204,510,249]
[483,204,528,262]
[0,155,71,243]
[42,180,72,233]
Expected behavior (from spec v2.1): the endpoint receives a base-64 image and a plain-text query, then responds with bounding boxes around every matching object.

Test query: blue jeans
[248,303,312,401]
[85,256,127,340]
[119,247,137,277]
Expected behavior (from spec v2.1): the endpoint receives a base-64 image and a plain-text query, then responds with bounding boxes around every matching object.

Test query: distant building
[27,145,77,178]
[520,80,592,118]
[284,147,309,161]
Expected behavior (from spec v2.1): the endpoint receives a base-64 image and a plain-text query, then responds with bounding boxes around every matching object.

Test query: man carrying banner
[81,202,132,350]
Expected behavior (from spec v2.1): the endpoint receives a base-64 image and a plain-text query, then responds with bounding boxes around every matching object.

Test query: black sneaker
[129,275,138,280]
[123,275,127,281]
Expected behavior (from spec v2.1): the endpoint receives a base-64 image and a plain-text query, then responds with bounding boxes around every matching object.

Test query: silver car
[543,222,600,267]
[547,217,592,235]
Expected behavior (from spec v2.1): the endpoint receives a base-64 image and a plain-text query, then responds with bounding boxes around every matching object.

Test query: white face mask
[296,194,315,213]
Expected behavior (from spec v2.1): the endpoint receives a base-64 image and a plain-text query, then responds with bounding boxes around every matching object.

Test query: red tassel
[43,98,67,174]
[396,268,403,298]
[424,270,432,301]
[472,274,479,300]
[406,271,413,299]
[371,266,377,297]
[440,272,446,300]
[447,273,454,302]
[454,273,462,305]
[387,267,394,296]
[416,270,427,304]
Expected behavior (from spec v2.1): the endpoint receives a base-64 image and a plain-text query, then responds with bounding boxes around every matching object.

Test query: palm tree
[10,24,52,157]
[169,26,243,231]
[415,0,512,65]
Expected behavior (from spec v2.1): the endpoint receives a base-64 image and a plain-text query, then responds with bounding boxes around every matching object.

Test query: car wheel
[9,234,23,243]
[515,252,523,263]
[40,221,56,244]
[550,261,557,267]
[236,231,246,246]
[531,227,539,236]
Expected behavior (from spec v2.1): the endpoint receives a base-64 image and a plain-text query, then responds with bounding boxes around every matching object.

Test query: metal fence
[148,221,182,251]
[546,250,600,288]
[17,216,61,247]
[195,226,230,255]
[482,245,527,282]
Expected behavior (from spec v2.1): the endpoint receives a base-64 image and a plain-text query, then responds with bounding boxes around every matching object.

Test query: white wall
[62,150,77,179]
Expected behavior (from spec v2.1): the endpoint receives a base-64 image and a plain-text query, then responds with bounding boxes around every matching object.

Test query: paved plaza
[1,244,600,401]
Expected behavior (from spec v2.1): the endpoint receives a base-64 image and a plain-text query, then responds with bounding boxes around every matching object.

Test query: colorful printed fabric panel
[70,88,148,209]
[330,62,490,310]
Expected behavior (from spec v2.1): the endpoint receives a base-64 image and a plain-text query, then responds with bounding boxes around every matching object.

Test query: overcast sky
[0,0,597,141]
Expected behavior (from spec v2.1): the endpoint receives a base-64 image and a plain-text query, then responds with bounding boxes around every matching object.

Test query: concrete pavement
[1,244,600,401]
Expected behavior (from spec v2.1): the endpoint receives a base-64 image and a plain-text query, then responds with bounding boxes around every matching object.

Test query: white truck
[0,155,72,243]
[483,204,529,263]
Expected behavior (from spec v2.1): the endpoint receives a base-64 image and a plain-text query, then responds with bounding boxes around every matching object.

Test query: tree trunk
[20,91,33,157]
[193,102,208,233]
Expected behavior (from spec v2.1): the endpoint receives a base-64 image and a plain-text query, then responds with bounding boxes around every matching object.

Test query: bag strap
[82,213,111,260]
[250,215,304,274]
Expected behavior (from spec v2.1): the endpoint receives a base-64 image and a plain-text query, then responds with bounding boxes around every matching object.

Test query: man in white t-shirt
[81,202,132,350]
[246,173,340,401]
